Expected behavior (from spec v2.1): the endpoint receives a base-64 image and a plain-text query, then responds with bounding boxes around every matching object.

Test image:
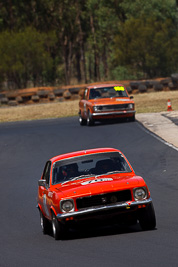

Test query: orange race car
[37,148,156,240]
[79,84,135,126]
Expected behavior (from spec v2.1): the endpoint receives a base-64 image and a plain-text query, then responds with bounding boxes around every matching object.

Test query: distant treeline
[0,0,178,89]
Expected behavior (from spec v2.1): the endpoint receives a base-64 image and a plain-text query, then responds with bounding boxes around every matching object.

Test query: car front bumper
[92,110,136,118]
[56,198,152,221]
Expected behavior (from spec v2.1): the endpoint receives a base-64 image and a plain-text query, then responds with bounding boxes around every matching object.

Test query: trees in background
[111,0,178,79]
[0,0,177,89]
[112,17,178,79]
[0,28,56,88]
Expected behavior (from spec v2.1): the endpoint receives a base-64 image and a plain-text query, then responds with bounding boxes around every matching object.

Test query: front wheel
[39,210,51,235]
[79,112,86,126]
[52,213,66,240]
[87,110,94,126]
[138,202,156,230]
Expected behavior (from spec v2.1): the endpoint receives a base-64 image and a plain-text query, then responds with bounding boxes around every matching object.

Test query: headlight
[93,106,98,112]
[128,104,134,109]
[60,199,74,213]
[133,187,147,201]
[93,106,102,112]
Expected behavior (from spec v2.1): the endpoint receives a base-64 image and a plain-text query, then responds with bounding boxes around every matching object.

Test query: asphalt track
[0,117,178,267]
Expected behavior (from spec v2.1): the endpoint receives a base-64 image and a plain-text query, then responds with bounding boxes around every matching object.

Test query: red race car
[37,148,156,240]
[79,84,135,126]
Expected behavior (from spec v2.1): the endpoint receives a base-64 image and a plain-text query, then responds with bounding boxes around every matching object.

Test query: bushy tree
[120,0,178,23]
[0,28,56,88]
[112,17,178,78]
[0,0,178,88]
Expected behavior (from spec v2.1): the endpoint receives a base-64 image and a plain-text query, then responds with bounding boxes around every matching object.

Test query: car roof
[86,84,125,89]
[50,147,120,163]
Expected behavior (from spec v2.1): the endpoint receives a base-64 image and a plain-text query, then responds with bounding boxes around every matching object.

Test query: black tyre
[130,81,141,90]
[87,110,94,126]
[154,83,163,92]
[79,112,86,126]
[126,86,132,94]
[69,87,80,94]
[53,88,64,97]
[139,202,156,231]
[52,213,66,240]
[171,73,178,84]
[138,84,147,93]
[39,210,51,235]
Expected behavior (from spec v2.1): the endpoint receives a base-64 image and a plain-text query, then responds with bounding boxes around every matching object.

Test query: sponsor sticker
[116,98,128,101]
[81,178,113,185]
[114,86,125,91]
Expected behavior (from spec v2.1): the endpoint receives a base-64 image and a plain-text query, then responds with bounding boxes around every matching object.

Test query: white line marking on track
[136,121,178,152]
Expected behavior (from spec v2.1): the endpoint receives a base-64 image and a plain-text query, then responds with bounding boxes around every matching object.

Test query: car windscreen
[52,152,132,185]
[89,86,128,100]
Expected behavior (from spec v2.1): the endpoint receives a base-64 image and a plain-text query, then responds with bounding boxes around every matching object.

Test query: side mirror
[38,179,47,188]
[130,96,134,99]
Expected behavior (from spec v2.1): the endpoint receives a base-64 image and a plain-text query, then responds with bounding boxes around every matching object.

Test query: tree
[0,0,178,87]
[120,0,178,23]
[86,0,122,81]
[112,17,178,78]
[0,28,56,88]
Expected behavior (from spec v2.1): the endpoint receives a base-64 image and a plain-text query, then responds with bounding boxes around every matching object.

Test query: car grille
[97,104,129,111]
[76,190,132,210]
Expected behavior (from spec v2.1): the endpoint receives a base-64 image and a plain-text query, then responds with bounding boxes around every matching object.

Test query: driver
[95,159,116,175]
[64,163,79,179]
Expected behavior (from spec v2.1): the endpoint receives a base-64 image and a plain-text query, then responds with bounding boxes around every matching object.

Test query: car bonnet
[53,174,145,199]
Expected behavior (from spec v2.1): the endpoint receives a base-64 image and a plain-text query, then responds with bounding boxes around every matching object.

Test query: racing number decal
[81,178,113,185]
[114,86,125,91]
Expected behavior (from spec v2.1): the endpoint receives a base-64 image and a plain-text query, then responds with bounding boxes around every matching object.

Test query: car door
[41,161,52,219]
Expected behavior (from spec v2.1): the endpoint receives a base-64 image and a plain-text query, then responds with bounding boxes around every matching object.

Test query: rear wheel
[139,203,156,230]
[39,210,51,235]
[52,213,66,240]
[87,110,94,126]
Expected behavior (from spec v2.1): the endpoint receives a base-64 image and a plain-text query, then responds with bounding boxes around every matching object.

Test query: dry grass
[0,91,178,123]
[0,100,79,123]
[134,91,178,113]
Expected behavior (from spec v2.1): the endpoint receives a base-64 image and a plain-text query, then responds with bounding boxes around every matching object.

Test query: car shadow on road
[90,118,136,127]
[62,222,154,241]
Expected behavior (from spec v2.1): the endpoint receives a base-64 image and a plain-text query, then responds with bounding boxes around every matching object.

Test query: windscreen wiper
[61,174,95,185]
